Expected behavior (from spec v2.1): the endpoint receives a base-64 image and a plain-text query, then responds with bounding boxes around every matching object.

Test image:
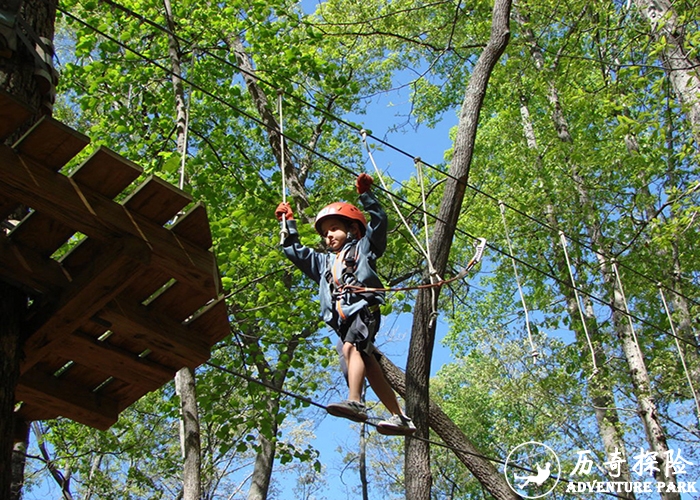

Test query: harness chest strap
[327,244,361,321]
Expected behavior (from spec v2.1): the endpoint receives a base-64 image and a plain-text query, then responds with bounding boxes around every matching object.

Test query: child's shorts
[337,305,381,356]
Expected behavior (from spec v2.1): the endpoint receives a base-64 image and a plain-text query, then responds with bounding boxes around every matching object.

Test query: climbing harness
[658,284,700,419]
[339,237,486,295]
[325,242,363,322]
[559,231,599,376]
[499,201,539,362]
[278,89,289,245]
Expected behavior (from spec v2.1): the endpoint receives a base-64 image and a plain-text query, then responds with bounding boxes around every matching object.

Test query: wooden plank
[147,280,212,322]
[0,195,20,221]
[0,144,220,297]
[172,203,212,249]
[71,146,143,198]
[107,381,154,414]
[16,370,119,430]
[14,402,60,423]
[55,330,175,388]
[21,236,151,374]
[124,175,191,225]
[121,267,172,304]
[0,232,70,294]
[59,237,106,276]
[186,297,230,344]
[10,146,144,257]
[9,211,81,259]
[13,146,142,257]
[80,319,168,373]
[98,298,211,367]
[0,90,32,142]
[12,116,90,171]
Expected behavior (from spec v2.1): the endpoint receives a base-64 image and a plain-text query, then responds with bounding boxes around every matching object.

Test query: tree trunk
[1,4,57,498]
[0,282,26,500]
[230,34,309,216]
[378,354,518,500]
[175,368,202,500]
[162,4,203,498]
[0,0,57,124]
[404,2,511,498]
[516,58,635,490]
[359,420,369,500]
[606,261,679,499]
[241,329,301,499]
[10,422,29,500]
[632,0,700,146]
[247,413,278,500]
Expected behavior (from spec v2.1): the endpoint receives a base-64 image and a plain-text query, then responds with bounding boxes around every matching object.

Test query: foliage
[24,0,700,497]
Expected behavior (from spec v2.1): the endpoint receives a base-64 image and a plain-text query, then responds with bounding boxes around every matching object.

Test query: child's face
[319,217,349,252]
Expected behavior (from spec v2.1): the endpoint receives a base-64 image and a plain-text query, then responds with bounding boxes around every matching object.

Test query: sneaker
[376,414,416,436]
[326,400,368,422]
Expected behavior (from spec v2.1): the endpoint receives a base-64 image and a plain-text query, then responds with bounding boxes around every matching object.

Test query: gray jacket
[281,191,387,332]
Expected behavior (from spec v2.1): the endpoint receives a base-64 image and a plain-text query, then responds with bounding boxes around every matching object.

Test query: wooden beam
[12,116,90,171]
[0,90,32,142]
[21,236,150,374]
[9,145,145,258]
[172,202,213,250]
[99,298,211,368]
[186,297,231,345]
[0,144,220,296]
[14,402,59,424]
[123,175,191,225]
[16,370,119,431]
[0,232,71,294]
[72,146,143,198]
[54,330,175,388]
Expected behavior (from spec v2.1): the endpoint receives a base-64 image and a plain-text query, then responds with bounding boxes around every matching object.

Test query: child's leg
[363,352,403,416]
[342,342,366,401]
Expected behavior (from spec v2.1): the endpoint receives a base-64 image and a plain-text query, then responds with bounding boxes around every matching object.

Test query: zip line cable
[55,6,696,490]
[122,0,692,310]
[56,6,700,350]
[75,0,698,314]
[203,360,631,500]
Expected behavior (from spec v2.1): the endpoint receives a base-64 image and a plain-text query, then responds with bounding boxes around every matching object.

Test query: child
[275,173,415,435]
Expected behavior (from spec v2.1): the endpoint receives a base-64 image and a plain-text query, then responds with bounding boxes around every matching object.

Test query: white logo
[504,441,561,498]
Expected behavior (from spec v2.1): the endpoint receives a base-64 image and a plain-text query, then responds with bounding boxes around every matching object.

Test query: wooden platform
[1,91,230,430]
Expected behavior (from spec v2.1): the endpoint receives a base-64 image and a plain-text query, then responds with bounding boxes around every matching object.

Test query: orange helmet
[315,202,367,235]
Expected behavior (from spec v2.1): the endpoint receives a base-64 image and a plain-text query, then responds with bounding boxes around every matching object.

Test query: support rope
[499,201,538,362]
[415,157,440,327]
[361,130,434,270]
[278,90,289,245]
[559,231,599,376]
[610,260,644,360]
[658,284,700,420]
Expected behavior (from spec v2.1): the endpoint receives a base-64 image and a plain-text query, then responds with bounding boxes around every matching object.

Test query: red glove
[356,173,373,194]
[275,202,294,221]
